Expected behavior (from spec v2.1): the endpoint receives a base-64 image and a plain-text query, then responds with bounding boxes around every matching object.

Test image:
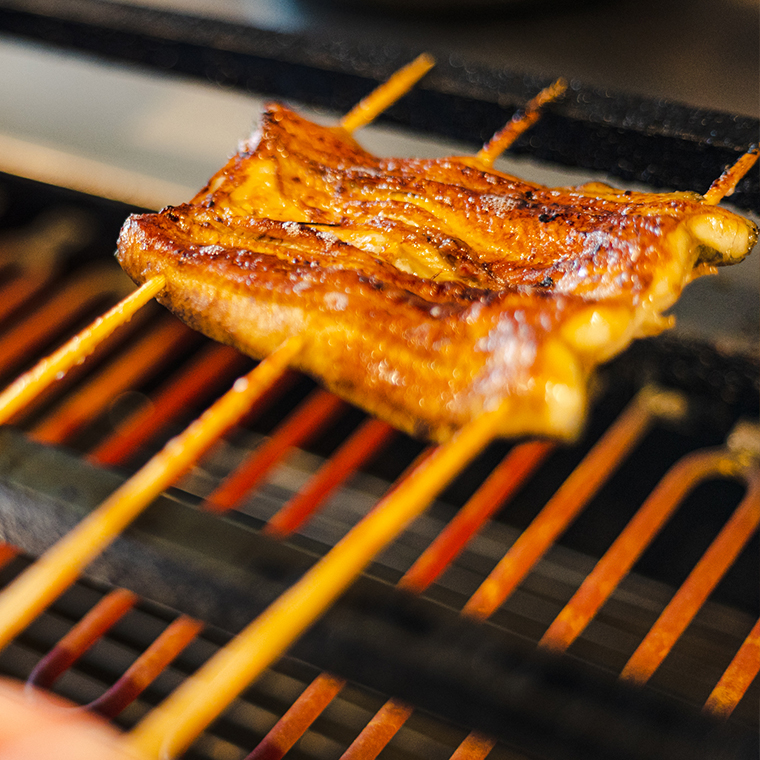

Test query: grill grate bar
[245,672,346,760]
[448,731,495,760]
[706,616,760,720]
[88,613,204,720]
[0,545,20,573]
[205,390,348,515]
[0,271,56,326]
[0,209,86,325]
[31,317,195,445]
[463,387,683,620]
[88,342,253,468]
[400,439,554,595]
[621,464,760,690]
[541,448,748,654]
[340,699,414,760]
[27,587,138,690]
[263,418,395,540]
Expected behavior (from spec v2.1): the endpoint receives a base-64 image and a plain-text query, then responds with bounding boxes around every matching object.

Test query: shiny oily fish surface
[116,104,757,442]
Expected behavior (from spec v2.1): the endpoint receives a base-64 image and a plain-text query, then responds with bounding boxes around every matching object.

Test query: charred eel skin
[117,104,757,443]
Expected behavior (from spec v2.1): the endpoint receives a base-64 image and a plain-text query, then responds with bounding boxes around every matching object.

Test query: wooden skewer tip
[703,146,759,205]
[340,53,435,135]
[477,77,567,167]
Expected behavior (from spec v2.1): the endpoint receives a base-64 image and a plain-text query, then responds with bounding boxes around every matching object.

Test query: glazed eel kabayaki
[117,104,757,443]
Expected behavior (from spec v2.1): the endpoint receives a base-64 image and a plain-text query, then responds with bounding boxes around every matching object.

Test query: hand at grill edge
[0,678,142,760]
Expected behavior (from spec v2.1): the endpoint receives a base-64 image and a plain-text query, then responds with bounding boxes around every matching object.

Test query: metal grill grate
[0,9,758,754]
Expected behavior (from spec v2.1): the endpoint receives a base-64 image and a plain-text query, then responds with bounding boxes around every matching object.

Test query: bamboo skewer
[0,275,166,425]
[0,336,302,653]
[340,53,435,134]
[476,78,567,168]
[702,147,759,205]
[124,407,505,760]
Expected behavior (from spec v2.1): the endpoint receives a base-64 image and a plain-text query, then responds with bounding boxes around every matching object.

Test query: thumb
[0,678,144,760]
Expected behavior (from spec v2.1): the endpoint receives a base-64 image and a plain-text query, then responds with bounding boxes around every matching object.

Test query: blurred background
[117,0,760,116]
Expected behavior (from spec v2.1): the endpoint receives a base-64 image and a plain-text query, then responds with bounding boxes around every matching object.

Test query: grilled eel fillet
[117,104,757,442]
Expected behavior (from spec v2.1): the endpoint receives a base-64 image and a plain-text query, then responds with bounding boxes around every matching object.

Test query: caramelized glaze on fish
[117,104,757,442]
